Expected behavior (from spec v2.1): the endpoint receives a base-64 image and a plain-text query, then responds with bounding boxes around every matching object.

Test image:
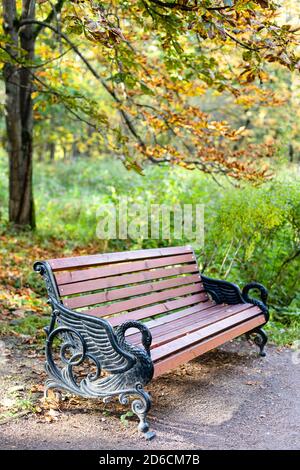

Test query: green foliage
[199,175,300,311]
[120,411,135,426]
[265,319,300,346]
[8,314,49,339]
[0,311,48,345]
[3,0,299,179]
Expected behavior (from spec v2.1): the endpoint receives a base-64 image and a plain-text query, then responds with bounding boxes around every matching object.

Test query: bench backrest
[46,246,207,326]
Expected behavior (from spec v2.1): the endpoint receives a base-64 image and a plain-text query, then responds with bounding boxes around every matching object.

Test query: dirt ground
[0,337,299,450]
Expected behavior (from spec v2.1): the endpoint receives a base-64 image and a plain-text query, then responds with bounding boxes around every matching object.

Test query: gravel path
[0,338,299,450]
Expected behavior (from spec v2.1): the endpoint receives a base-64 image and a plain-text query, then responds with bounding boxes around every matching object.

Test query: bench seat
[127,301,265,376]
[34,245,269,439]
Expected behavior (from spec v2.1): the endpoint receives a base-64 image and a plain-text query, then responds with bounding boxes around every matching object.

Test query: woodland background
[0,1,299,352]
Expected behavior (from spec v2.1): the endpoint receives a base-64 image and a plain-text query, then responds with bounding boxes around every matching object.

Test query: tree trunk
[49,142,56,161]
[86,125,94,157]
[62,146,67,160]
[288,143,294,163]
[71,140,81,159]
[3,0,36,228]
[37,144,46,162]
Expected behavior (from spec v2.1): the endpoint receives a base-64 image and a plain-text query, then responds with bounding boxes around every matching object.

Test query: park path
[0,338,299,450]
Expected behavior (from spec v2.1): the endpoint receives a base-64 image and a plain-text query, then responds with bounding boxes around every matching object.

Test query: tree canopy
[26,0,299,179]
[1,1,300,227]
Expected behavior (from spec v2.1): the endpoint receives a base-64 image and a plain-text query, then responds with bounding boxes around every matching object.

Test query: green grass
[266,320,300,346]
[0,314,49,346]
[8,314,49,338]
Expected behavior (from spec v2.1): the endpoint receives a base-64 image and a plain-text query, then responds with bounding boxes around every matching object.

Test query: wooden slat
[55,253,196,286]
[64,274,201,309]
[59,264,199,296]
[48,246,194,271]
[83,287,207,319]
[153,314,266,377]
[108,293,210,326]
[126,301,216,334]
[128,303,254,347]
[148,305,256,349]
[151,306,262,362]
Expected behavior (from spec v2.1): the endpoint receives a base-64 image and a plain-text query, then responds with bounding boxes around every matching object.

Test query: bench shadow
[146,341,268,441]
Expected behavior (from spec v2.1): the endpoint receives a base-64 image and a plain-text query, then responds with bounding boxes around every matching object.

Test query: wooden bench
[34,246,269,439]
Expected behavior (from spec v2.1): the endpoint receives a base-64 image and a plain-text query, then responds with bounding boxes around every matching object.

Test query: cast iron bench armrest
[46,295,154,377]
[201,274,269,322]
[34,260,154,371]
[40,295,155,436]
[242,282,269,320]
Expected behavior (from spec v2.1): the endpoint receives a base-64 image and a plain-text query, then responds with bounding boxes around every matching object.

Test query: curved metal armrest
[201,274,245,305]
[46,297,154,370]
[34,260,155,437]
[115,320,154,386]
[47,295,113,330]
[116,320,153,357]
[46,296,138,373]
[242,282,269,321]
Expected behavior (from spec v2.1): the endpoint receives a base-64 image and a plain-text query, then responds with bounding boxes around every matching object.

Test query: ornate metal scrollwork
[33,261,61,302]
[34,261,155,438]
[201,274,269,356]
[201,274,245,305]
[119,384,155,439]
[242,282,269,321]
[245,328,268,357]
[201,274,269,320]
[242,283,269,355]
[45,325,103,396]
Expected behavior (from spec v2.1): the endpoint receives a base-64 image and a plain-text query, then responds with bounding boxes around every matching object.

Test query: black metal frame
[34,259,269,440]
[34,261,155,440]
[201,274,269,356]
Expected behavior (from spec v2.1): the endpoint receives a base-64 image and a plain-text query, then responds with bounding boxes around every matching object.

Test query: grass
[4,314,49,346]
[0,154,299,346]
[0,375,40,425]
[265,320,300,346]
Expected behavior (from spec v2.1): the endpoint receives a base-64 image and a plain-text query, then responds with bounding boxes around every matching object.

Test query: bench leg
[42,317,156,439]
[246,327,268,357]
[44,385,62,402]
[44,379,156,439]
[120,384,156,440]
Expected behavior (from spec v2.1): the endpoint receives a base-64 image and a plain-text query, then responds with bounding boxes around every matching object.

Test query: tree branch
[148,0,232,12]
[34,0,66,38]
[148,0,198,11]
[19,18,147,149]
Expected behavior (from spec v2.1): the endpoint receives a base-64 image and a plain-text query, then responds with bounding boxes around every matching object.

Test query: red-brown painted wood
[153,314,266,377]
[128,303,255,348]
[59,264,199,296]
[64,274,201,309]
[79,283,205,318]
[48,246,194,271]
[150,306,262,362]
[55,254,196,286]
[108,293,209,326]
[149,305,258,349]
[125,301,216,334]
